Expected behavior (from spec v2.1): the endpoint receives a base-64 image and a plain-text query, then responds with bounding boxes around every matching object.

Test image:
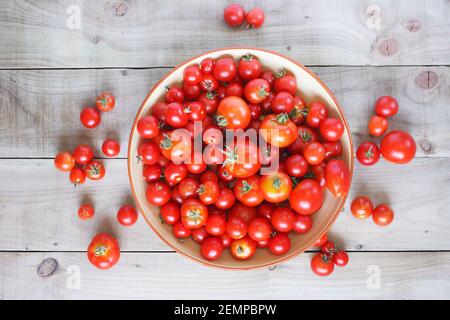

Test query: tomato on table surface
[260,113,298,148]
[356,142,380,166]
[223,3,245,27]
[325,159,350,197]
[311,253,334,276]
[289,179,323,215]
[350,196,374,219]
[259,171,292,203]
[368,115,388,137]
[87,233,120,270]
[181,198,209,229]
[78,204,95,220]
[117,205,138,226]
[246,7,265,28]
[70,167,86,186]
[380,130,416,164]
[80,107,101,129]
[230,236,257,260]
[102,139,120,157]
[333,250,349,267]
[372,204,394,226]
[84,160,105,180]
[54,151,75,172]
[73,145,94,165]
[96,92,115,112]
[375,96,399,118]
[216,96,251,129]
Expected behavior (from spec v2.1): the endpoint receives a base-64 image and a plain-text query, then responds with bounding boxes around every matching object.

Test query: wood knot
[419,139,434,154]
[405,19,421,32]
[37,258,58,278]
[355,244,363,250]
[109,1,129,17]
[122,70,128,76]
[415,71,438,89]
[378,39,399,56]
[92,37,99,44]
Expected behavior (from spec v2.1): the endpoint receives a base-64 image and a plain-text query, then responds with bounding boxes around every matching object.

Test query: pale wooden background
[0,0,449,299]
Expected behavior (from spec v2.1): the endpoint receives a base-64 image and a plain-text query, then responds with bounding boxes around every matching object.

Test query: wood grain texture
[1,158,449,252]
[0,0,449,68]
[1,66,449,158]
[1,251,449,299]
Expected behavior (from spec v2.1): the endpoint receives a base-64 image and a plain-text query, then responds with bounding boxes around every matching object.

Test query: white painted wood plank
[0,0,449,68]
[0,158,448,252]
[1,252,449,299]
[0,66,448,158]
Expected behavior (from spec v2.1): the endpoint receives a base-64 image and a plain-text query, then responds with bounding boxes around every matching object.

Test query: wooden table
[1,0,449,299]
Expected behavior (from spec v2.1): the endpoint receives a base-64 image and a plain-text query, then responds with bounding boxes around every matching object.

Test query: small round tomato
[244,78,271,104]
[289,179,323,215]
[225,82,244,97]
[84,160,105,180]
[228,203,257,224]
[214,188,236,210]
[350,196,373,219]
[313,233,328,247]
[375,96,399,118]
[333,250,349,267]
[234,175,264,207]
[200,58,215,74]
[320,118,344,142]
[200,170,219,184]
[356,142,380,166]
[248,103,262,120]
[87,233,120,270]
[185,101,206,122]
[181,198,208,229]
[284,154,309,178]
[271,91,294,114]
[171,186,184,205]
[73,145,94,165]
[213,57,237,82]
[142,164,162,183]
[368,115,388,137]
[164,162,187,186]
[293,214,313,234]
[151,101,168,123]
[160,202,180,225]
[146,181,171,206]
[323,141,343,160]
[198,92,219,114]
[325,160,350,198]
[165,86,184,103]
[178,177,199,199]
[223,140,261,178]
[287,125,319,154]
[156,131,191,163]
[372,204,394,226]
[248,218,272,242]
[257,202,275,220]
[80,107,101,129]
[137,115,160,139]
[201,237,224,261]
[183,64,201,85]
[380,130,416,164]
[219,233,232,248]
[246,7,265,28]
[70,167,86,185]
[217,165,234,182]
[197,180,220,205]
[173,222,191,238]
[306,101,328,128]
[226,217,248,240]
[102,139,120,157]
[238,54,262,80]
[321,241,335,255]
[268,233,291,255]
[223,3,245,27]
[138,141,160,165]
[117,205,138,226]
[205,214,227,236]
[216,96,251,129]
[186,152,207,174]
[303,142,326,165]
[191,227,210,244]
[261,71,275,88]
[96,92,115,112]
[78,204,95,220]
[54,151,75,172]
[199,74,219,92]
[230,236,257,260]
[183,83,201,101]
[311,253,334,276]
[274,70,296,95]
[271,207,296,232]
[260,113,298,148]
[165,102,188,128]
[259,171,292,203]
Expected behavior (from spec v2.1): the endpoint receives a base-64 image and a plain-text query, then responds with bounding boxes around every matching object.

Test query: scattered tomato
[356,141,380,166]
[84,160,105,180]
[80,107,101,129]
[375,96,399,118]
[117,205,138,226]
[54,151,75,172]
[372,204,394,226]
[78,204,95,220]
[380,130,416,164]
[87,233,120,270]
[102,139,120,157]
[350,196,374,219]
[96,92,115,112]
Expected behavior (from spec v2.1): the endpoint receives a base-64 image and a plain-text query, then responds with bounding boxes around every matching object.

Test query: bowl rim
[127,47,355,270]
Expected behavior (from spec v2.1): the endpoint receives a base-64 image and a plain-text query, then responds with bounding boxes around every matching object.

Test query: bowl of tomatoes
[128,48,354,269]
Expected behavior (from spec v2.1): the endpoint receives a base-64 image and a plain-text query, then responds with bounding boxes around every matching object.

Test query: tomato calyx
[205,91,216,100]
[215,115,228,127]
[320,252,333,264]
[300,131,312,143]
[272,176,281,190]
[275,68,287,79]
[272,112,289,124]
[291,176,300,187]
[258,86,269,99]
[160,133,173,150]
[222,145,239,169]
[98,97,108,109]
[86,163,101,177]
[197,184,206,195]
[187,209,202,224]
[303,172,315,179]
[239,180,254,195]
[289,106,308,119]
[94,245,107,257]
[241,54,254,61]
[365,145,374,160]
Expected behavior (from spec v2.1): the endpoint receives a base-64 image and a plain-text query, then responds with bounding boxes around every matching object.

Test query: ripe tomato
[181,198,208,229]
[372,204,394,226]
[142,164,162,183]
[70,167,86,185]
[226,217,248,240]
[375,96,399,118]
[84,160,105,180]
[200,170,219,184]
[197,180,220,205]
[223,140,261,178]
[260,113,298,148]
[87,233,120,270]
[333,250,349,267]
[117,205,138,226]
[54,151,75,172]
[186,151,207,174]
[164,162,187,186]
[303,142,326,165]
[274,70,296,95]
[244,78,271,104]
[165,102,188,128]
[287,125,319,154]
[246,7,265,28]
[368,115,388,137]
[223,3,245,27]
[205,214,227,236]
[146,181,171,206]
[201,93,220,115]
[271,207,296,232]
[78,204,95,220]
[325,159,350,197]
[173,222,191,238]
[73,145,94,165]
[309,163,326,188]
[238,54,262,80]
[321,241,335,255]
[219,233,232,248]
[191,227,210,244]
[323,141,343,160]
[320,118,344,142]
[160,202,180,225]
[261,92,274,113]
[138,141,160,165]
[213,57,237,82]
[306,101,328,128]
[311,253,334,276]
[80,107,101,128]
[165,86,184,103]
[102,139,120,157]
[248,103,262,120]
[350,196,373,219]
[261,71,275,88]
[230,236,257,260]
[214,187,236,209]
[380,130,416,164]
[199,74,219,93]
[216,166,233,183]
[201,237,224,261]
[96,92,115,112]
[157,131,191,163]
[185,101,206,122]
[259,171,292,203]
[271,91,294,114]
[137,115,160,139]
[289,179,323,215]
[200,58,215,74]
[356,142,380,166]
[183,64,201,85]
[313,233,328,247]
[183,83,201,101]
[248,218,272,241]
[234,175,264,207]
[178,177,199,199]
[228,203,257,224]
[268,233,291,255]
[151,101,168,123]
[293,214,313,234]
[257,202,275,220]
[216,96,251,129]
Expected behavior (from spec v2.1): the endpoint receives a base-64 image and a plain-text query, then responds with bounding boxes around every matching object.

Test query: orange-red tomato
[78,204,95,220]
[84,160,105,180]
[230,236,257,260]
[350,196,373,219]
[380,130,416,164]
[54,151,75,172]
[87,233,120,270]
[233,175,264,207]
[96,92,115,112]
[259,171,293,203]
[325,159,350,197]
[216,96,251,129]
[223,140,261,178]
[289,179,324,215]
[260,113,298,148]
[197,180,220,205]
[375,96,399,118]
[181,198,208,229]
[303,142,326,165]
[244,78,271,104]
[368,115,388,137]
[372,204,394,226]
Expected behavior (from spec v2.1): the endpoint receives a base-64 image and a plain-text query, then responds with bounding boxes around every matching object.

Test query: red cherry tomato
[54,151,75,172]
[201,237,224,261]
[160,202,181,225]
[257,202,275,220]
[311,253,334,276]
[234,175,264,207]
[248,218,272,241]
[73,145,94,165]
[244,78,271,104]
[289,179,323,215]
[260,113,298,148]
[80,107,101,128]
[178,177,199,199]
[226,217,248,240]
[225,82,244,97]
[222,140,261,178]
[223,3,245,27]
[333,250,349,267]
[350,196,374,219]
[271,91,294,114]
[213,57,237,82]
[191,227,210,244]
[78,204,95,220]
[274,71,297,95]
[368,115,388,137]
[183,64,202,85]
[200,58,216,74]
[165,102,189,128]
[230,236,257,260]
[138,141,160,165]
[205,214,227,236]
[380,130,416,164]
[173,222,191,238]
[325,159,350,197]
[165,86,184,103]
[96,92,115,112]
[183,83,201,101]
[306,101,328,128]
[199,74,219,92]
[137,115,160,139]
[313,233,328,247]
[87,233,120,270]
[303,142,326,165]
[375,96,399,118]
[117,205,138,226]
[271,207,296,233]
[356,142,380,166]
[288,125,319,154]
[323,141,343,160]
[102,139,120,157]
[146,181,171,206]
[70,167,86,185]
[164,162,187,186]
[84,160,105,180]
[261,71,275,88]
[216,96,251,129]
[372,204,394,226]
[238,54,262,80]
[181,198,208,229]
[320,118,344,142]
[293,214,313,234]
[151,102,168,123]
[246,7,265,28]
[268,233,291,255]
[259,171,293,203]
[197,180,220,205]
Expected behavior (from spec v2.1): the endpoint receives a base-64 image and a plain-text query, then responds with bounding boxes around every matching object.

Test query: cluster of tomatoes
[223,3,265,29]
[351,196,394,227]
[135,53,351,263]
[310,235,349,277]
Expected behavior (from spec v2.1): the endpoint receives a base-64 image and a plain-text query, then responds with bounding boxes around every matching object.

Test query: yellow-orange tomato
[260,113,298,148]
[259,171,292,203]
